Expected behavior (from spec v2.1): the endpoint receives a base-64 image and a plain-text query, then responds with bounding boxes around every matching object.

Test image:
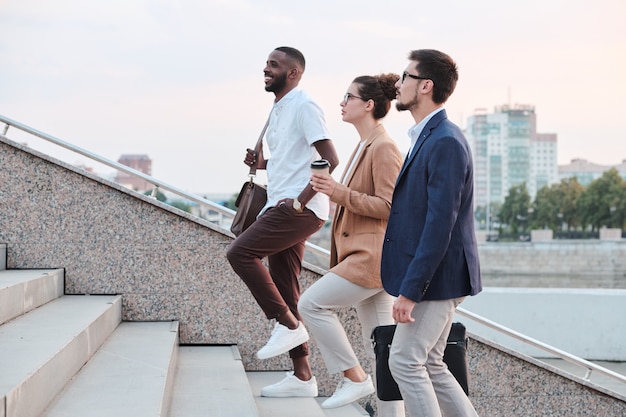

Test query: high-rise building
[466,104,558,209]
[115,154,152,192]
[530,133,558,195]
[559,158,626,186]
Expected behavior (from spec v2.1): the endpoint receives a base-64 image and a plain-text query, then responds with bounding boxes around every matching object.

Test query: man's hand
[393,295,416,323]
[244,148,257,167]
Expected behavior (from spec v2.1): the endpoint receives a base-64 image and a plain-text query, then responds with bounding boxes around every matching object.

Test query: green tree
[531,178,584,232]
[498,183,531,235]
[612,179,626,229]
[578,169,624,230]
[556,178,584,231]
[530,185,558,230]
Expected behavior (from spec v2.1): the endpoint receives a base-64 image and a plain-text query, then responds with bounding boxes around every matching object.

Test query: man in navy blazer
[381,49,482,416]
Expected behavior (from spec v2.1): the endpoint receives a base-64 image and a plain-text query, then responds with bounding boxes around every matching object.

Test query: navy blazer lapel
[396,110,448,183]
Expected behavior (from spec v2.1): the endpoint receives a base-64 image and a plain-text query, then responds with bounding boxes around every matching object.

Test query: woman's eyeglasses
[342,93,368,103]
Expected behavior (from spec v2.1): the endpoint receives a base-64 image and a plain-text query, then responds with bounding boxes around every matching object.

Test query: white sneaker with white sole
[260,372,318,397]
[256,321,309,360]
[321,375,375,408]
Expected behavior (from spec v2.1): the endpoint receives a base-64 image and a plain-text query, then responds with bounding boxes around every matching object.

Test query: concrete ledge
[531,229,553,241]
[477,240,626,279]
[600,228,622,240]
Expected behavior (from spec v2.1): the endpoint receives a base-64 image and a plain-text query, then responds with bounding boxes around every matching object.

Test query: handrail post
[150,186,160,199]
[1,123,8,135]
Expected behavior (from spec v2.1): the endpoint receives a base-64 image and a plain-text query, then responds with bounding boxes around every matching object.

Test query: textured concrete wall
[2,136,625,414]
[468,335,626,416]
[478,241,626,288]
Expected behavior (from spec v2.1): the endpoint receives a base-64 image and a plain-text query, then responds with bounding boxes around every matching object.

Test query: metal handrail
[0,114,331,258]
[456,307,626,387]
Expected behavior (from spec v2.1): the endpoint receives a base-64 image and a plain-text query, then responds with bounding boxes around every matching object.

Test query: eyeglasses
[401,71,430,84]
[342,92,368,103]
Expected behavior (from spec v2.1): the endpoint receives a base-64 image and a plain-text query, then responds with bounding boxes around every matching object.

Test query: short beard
[396,94,418,112]
[265,72,288,94]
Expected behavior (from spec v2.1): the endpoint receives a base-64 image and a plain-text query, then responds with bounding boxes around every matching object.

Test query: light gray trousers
[389,297,478,417]
[298,272,405,416]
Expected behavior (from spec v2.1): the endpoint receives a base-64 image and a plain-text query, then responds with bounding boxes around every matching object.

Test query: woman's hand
[310,172,336,196]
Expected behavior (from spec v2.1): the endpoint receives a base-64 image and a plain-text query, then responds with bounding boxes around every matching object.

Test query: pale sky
[1,0,625,195]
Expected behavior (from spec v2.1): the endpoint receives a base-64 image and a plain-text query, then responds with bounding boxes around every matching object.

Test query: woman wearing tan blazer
[299,74,404,415]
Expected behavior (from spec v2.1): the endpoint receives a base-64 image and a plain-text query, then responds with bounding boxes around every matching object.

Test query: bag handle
[248,113,271,179]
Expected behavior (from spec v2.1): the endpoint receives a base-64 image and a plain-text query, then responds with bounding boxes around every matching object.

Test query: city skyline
[1,0,625,194]
[466,104,560,208]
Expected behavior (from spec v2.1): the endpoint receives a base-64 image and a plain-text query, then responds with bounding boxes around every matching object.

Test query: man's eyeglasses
[343,92,368,103]
[401,71,430,84]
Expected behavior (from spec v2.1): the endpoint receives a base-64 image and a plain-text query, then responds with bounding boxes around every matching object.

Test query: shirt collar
[274,88,299,107]
[408,107,444,148]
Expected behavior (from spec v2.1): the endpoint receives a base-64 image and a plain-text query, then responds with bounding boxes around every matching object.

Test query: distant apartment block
[559,158,626,186]
[115,154,152,192]
[465,104,558,207]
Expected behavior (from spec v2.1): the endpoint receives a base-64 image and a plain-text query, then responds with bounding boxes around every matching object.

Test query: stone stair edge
[0,268,64,326]
[0,295,122,417]
[41,321,180,417]
[168,345,260,417]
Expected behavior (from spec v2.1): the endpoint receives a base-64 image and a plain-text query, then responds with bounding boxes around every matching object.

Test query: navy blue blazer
[381,109,482,302]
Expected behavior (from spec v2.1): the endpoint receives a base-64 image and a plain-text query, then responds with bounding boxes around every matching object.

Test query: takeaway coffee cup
[311,159,330,175]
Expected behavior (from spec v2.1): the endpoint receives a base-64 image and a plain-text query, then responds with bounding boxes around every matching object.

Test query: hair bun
[377,73,400,100]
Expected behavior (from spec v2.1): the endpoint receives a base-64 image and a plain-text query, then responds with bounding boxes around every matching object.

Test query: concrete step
[42,321,179,417]
[0,294,122,417]
[0,268,64,325]
[168,345,260,417]
[247,372,369,417]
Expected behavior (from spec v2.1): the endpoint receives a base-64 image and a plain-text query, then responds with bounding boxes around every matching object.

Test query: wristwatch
[293,197,303,213]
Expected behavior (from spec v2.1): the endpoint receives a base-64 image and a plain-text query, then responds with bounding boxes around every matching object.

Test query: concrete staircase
[0,244,367,417]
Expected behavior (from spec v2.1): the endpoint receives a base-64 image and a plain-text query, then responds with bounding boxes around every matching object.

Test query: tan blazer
[329,124,403,288]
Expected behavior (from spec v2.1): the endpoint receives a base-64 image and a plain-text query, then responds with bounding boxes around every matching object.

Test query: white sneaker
[260,372,318,397]
[321,375,375,409]
[257,321,309,360]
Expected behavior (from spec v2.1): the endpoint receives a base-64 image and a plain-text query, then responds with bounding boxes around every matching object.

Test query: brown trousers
[226,203,324,358]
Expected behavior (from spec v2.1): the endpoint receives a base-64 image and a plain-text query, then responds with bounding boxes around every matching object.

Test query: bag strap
[248,113,271,178]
